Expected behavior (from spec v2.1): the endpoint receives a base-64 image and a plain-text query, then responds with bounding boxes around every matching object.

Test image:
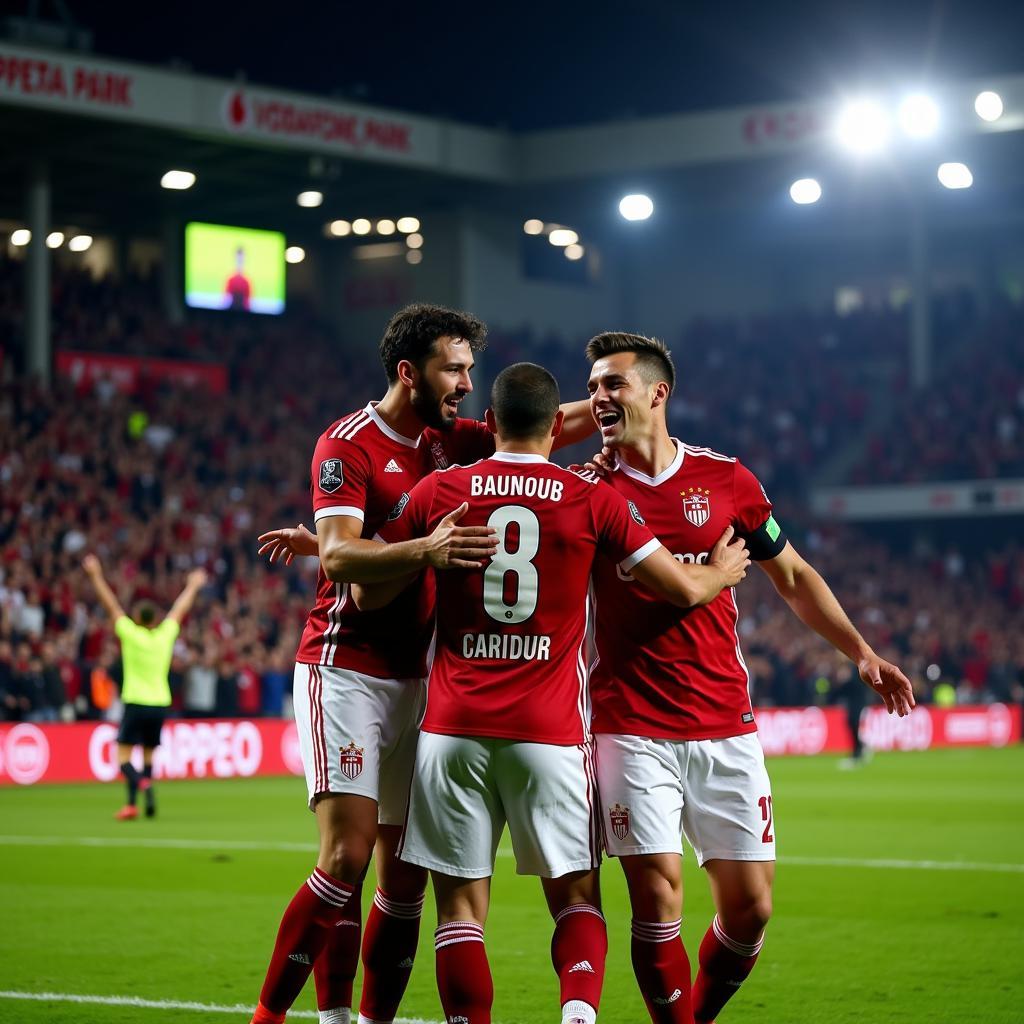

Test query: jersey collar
[616,438,685,486]
[490,451,549,464]
[366,402,421,448]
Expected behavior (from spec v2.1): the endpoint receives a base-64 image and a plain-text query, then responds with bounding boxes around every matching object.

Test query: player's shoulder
[679,441,737,465]
[320,405,375,446]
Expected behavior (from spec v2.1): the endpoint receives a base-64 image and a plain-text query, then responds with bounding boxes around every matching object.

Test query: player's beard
[411,379,459,431]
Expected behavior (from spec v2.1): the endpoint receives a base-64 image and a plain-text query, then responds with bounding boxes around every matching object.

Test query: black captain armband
[743,513,788,561]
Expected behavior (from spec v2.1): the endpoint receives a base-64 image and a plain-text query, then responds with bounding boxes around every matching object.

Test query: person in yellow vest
[82,554,207,820]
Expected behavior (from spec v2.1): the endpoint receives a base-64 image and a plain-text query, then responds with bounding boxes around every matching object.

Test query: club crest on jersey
[609,802,631,840]
[339,741,364,780]
[681,487,711,527]
[431,441,449,470]
[319,459,344,494]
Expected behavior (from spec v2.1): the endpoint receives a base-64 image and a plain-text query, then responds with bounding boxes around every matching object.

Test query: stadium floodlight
[974,90,1003,122]
[396,216,420,233]
[835,100,890,154]
[161,169,196,190]
[68,234,93,252]
[406,232,424,249]
[285,245,306,263]
[548,227,579,247]
[619,194,654,221]
[789,178,822,205]
[352,218,372,235]
[406,249,423,265]
[523,218,545,235]
[898,93,940,138]
[937,162,973,189]
[328,220,352,237]
[376,219,396,235]
[297,191,323,208]
[564,243,585,261]
[10,229,30,246]
[45,231,65,249]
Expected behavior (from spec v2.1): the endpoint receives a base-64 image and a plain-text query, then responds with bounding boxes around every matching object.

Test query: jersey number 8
[482,505,540,624]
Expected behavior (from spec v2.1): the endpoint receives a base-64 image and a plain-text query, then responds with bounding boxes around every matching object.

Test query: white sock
[320,1009,351,1024]
[562,999,596,1024]
[356,1015,389,1024]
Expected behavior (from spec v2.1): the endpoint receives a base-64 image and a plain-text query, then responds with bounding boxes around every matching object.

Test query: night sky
[7,0,1024,129]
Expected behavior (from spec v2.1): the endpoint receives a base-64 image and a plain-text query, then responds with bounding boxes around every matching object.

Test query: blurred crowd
[1,260,1022,722]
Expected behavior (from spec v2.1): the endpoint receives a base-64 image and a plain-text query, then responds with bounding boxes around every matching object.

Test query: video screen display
[184,222,285,315]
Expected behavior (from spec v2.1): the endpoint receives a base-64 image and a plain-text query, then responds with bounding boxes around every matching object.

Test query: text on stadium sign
[0,53,133,107]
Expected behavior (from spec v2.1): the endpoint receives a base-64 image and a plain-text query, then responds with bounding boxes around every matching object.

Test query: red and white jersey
[590,440,786,741]
[296,403,494,678]
[378,453,658,745]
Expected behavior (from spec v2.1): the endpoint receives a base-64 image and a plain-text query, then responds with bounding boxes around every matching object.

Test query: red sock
[692,915,763,1024]
[630,919,693,1024]
[256,868,355,1017]
[551,903,608,1016]
[313,883,362,1013]
[434,921,492,1024]
[358,888,425,1022]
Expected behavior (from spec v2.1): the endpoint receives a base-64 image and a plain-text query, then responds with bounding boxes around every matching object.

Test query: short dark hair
[379,304,488,383]
[490,362,560,440]
[135,602,157,627]
[585,332,676,394]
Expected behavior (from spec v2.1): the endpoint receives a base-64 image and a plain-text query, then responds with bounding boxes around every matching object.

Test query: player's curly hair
[585,331,676,394]
[379,304,488,383]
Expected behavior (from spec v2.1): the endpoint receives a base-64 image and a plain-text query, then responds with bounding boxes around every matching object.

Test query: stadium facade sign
[1,708,1018,785]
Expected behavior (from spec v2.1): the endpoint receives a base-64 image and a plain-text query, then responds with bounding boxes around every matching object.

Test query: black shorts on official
[117,704,167,748]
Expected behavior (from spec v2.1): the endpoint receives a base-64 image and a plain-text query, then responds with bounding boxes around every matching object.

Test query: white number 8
[483,505,540,624]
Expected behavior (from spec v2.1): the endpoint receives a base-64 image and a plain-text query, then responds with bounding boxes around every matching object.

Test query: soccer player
[583,332,915,1024]
[250,306,599,1024]
[81,554,207,819]
[351,362,751,1024]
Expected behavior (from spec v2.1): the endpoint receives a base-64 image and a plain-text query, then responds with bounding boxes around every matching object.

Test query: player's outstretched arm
[631,526,750,608]
[320,504,497,585]
[257,523,319,565]
[758,543,916,717]
[82,554,127,622]
[553,399,600,450]
[166,568,209,625]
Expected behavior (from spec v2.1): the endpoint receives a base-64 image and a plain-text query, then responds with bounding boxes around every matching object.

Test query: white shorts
[293,663,424,824]
[595,732,776,866]
[399,731,601,879]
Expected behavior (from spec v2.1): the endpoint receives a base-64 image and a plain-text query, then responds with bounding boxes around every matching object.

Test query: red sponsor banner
[0,719,303,786]
[1,706,1019,785]
[56,350,228,396]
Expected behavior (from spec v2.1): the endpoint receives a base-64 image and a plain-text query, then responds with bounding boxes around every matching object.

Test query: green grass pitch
[1,746,1021,1024]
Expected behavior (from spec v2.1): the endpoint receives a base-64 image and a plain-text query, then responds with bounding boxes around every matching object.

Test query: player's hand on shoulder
[858,654,916,718]
[424,502,499,570]
[257,523,319,565]
[573,445,617,479]
[709,525,750,587]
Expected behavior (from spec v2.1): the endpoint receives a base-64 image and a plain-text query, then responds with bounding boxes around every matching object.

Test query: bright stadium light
[396,216,420,233]
[406,249,423,265]
[789,178,822,205]
[974,90,1003,122]
[68,234,93,252]
[937,162,973,189]
[285,245,306,263]
[10,229,30,246]
[161,169,195,190]
[46,231,65,249]
[406,232,423,249]
[835,100,890,154]
[619,194,654,221]
[548,227,579,247]
[376,219,396,235]
[297,191,323,208]
[898,93,940,138]
[523,218,545,235]
[352,218,372,235]
[329,220,352,237]
[564,243,585,260]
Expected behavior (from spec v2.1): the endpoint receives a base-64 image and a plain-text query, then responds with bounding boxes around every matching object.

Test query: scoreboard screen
[184,222,286,315]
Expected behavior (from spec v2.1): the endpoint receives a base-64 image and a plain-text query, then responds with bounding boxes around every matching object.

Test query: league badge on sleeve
[339,741,364,780]
[319,459,344,494]
[682,486,711,527]
[609,802,631,840]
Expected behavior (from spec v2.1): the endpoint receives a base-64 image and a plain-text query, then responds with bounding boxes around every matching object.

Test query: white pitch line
[1,835,1021,874]
[0,991,442,1023]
